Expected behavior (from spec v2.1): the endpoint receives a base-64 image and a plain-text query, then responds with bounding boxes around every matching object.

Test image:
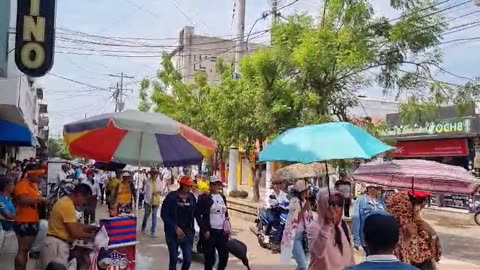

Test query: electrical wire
[48,73,112,92]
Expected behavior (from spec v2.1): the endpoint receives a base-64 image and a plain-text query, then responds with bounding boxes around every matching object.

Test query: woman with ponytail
[307,188,354,270]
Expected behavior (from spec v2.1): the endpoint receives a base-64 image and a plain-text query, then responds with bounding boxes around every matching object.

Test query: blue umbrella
[259,122,393,164]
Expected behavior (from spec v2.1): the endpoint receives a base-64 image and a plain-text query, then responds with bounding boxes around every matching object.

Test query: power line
[48,73,112,92]
[440,36,480,45]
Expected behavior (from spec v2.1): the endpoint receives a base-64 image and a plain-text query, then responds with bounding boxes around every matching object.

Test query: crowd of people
[0,158,443,270]
[260,173,442,270]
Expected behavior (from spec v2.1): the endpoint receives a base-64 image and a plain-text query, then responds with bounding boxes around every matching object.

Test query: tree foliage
[47,138,71,160]
[140,0,468,157]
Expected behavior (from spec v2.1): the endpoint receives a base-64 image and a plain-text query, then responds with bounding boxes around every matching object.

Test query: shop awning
[0,119,39,147]
[394,138,468,158]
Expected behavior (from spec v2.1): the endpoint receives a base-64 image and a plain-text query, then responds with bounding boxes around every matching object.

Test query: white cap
[122,171,130,177]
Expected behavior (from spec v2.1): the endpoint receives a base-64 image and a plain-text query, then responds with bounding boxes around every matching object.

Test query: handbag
[223,217,232,235]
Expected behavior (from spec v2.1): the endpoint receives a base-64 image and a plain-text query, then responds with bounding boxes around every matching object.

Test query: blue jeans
[292,231,308,270]
[141,203,159,234]
[166,233,193,270]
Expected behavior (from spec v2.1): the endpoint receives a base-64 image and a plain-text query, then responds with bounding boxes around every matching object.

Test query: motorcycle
[252,197,289,253]
[473,201,480,226]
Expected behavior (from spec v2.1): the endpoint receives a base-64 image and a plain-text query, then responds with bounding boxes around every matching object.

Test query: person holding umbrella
[386,191,441,270]
[307,188,355,270]
[142,168,162,237]
[161,176,199,270]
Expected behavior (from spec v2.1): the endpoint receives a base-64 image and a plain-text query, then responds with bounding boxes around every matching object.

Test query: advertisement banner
[0,0,10,77]
[394,138,469,158]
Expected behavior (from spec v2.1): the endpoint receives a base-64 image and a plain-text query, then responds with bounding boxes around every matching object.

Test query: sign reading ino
[15,0,56,77]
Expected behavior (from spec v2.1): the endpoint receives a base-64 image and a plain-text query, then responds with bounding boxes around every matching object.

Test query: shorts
[13,222,40,237]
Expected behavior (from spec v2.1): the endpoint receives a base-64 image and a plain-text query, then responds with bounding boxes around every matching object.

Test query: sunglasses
[328,199,344,208]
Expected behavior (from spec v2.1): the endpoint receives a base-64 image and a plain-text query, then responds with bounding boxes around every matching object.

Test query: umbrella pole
[325,161,330,196]
[135,131,144,214]
[411,176,414,193]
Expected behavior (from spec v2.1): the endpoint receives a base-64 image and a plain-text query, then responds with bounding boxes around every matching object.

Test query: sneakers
[151,232,158,238]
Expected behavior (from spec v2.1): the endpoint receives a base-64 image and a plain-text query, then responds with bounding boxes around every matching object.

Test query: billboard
[15,0,56,77]
[0,0,10,77]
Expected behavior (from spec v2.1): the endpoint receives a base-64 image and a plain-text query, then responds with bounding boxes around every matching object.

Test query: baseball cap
[179,176,194,187]
[121,171,131,177]
[210,176,222,184]
[408,190,431,199]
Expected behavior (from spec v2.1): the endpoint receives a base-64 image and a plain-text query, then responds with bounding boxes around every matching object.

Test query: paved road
[0,205,479,270]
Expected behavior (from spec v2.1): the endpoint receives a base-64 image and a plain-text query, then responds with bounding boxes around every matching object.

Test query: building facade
[380,103,480,210]
[170,26,263,84]
[0,0,49,162]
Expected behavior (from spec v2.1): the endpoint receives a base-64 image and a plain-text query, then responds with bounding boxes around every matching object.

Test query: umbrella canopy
[273,163,333,181]
[63,110,217,167]
[259,122,393,164]
[93,161,126,171]
[353,159,479,194]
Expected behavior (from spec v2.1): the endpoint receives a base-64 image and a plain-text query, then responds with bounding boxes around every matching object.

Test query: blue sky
[42,0,480,135]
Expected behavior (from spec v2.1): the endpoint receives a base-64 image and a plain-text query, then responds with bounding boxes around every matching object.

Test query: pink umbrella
[353,159,479,194]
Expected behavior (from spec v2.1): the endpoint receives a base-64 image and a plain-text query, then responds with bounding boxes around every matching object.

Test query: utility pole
[228,0,246,193]
[234,0,246,75]
[108,73,134,113]
[272,0,279,25]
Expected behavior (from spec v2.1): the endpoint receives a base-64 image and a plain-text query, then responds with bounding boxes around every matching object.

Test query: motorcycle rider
[264,179,289,243]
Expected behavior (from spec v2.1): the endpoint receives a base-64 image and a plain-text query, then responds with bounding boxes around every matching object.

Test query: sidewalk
[228,184,475,225]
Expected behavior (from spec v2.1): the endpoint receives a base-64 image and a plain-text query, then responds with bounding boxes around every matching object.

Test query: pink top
[307,190,355,270]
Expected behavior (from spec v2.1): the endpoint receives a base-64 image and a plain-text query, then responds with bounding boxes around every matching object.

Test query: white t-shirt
[57,170,68,182]
[266,189,289,208]
[162,168,172,180]
[210,194,227,230]
[81,179,101,196]
[96,172,107,185]
[338,184,351,198]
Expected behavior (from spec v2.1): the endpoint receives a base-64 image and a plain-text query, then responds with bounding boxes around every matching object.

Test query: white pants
[40,236,71,269]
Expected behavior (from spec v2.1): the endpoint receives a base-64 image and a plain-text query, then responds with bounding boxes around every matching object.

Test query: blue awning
[0,119,39,147]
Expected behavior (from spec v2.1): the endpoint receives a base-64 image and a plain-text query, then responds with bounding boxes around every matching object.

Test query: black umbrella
[93,161,126,171]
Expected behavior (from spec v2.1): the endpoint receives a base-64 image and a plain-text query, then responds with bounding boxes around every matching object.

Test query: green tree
[47,138,71,160]
[266,0,448,123]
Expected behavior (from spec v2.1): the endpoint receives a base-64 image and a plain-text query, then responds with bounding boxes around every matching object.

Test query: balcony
[36,88,44,99]
[39,104,48,114]
[38,127,49,140]
[39,115,49,127]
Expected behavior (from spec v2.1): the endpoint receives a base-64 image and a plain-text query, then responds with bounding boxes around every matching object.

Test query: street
[0,205,479,269]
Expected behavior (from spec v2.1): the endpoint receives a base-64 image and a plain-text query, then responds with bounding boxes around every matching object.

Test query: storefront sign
[15,0,56,77]
[442,193,471,209]
[382,119,471,137]
[0,0,10,77]
[394,138,469,158]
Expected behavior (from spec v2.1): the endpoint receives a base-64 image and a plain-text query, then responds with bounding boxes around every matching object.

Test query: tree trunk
[252,165,261,203]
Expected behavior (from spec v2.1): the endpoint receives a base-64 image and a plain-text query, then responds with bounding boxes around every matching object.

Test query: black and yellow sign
[15,0,56,77]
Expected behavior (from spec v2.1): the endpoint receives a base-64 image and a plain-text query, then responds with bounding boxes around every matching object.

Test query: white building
[0,0,49,161]
[171,26,264,84]
[349,97,400,121]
